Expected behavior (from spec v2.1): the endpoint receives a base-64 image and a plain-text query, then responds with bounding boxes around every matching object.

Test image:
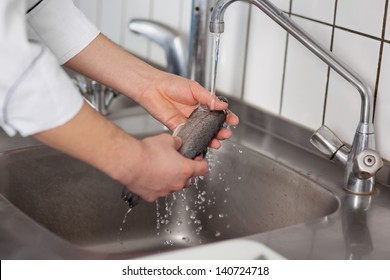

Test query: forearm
[64,33,162,102]
[33,101,209,202]
[33,102,142,183]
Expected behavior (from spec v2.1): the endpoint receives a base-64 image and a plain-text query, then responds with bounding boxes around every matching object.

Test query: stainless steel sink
[0,139,338,256]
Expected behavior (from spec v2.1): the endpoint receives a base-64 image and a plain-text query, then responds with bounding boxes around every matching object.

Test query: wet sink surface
[0,140,338,256]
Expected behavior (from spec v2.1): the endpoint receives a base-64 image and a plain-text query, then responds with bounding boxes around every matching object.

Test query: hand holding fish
[123,134,209,202]
[133,71,239,149]
[32,33,240,202]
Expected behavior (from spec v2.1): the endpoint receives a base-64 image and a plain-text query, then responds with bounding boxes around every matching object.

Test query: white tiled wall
[336,0,385,37]
[281,16,332,130]
[75,0,390,161]
[122,0,151,58]
[215,2,250,98]
[244,1,288,114]
[377,43,390,161]
[292,0,335,24]
[325,30,380,144]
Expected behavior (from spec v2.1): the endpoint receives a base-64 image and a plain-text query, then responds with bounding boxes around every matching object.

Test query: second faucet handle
[310,125,350,165]
[353,149,383,179]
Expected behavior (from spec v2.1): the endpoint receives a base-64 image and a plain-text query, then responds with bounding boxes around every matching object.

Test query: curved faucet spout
[210,0,373,128]
[210,0,382,194]
[129,19,188,77]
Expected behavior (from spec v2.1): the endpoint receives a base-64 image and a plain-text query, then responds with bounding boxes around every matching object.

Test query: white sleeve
[0,0,83,137]
[26,0,100,64]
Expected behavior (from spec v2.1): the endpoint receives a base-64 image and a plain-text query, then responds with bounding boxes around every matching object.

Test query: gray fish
[122,100,227,208]
[175,105,226,159]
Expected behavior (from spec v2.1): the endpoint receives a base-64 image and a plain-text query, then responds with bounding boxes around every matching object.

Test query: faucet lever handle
[310,126,349,165]
[353,149,383,179]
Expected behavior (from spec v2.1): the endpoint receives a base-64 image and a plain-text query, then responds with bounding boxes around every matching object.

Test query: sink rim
[0,137,341,259]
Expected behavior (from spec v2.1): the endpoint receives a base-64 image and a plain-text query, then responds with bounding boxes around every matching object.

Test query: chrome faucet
[71,72,118,116]
[210,0,383,194]
[129,19,188,77]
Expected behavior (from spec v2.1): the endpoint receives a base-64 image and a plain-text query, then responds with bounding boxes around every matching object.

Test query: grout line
[240,3,252,101]
[373,0,389,122]
[290,12,384,43]
[278,0,293,116]
[322,0,338,125]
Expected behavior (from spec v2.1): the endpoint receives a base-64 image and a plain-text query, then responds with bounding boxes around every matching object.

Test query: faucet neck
[210,0,374,125]
[211,0,381,194]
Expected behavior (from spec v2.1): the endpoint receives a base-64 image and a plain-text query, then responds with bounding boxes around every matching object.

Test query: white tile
[123,0,152,59]
[271,0,291,11]
[375,43,390,161]
[243,4,288,114]
[100,0,123,44]
[281,16,333,130]
[336,0,385,37]
[150,0,182,67]
[325,29,380,145]
[292,0,335,24]
[179,0,193,37]
[74,0,100,27]
[215,2,250,98]
[386,2,390,40]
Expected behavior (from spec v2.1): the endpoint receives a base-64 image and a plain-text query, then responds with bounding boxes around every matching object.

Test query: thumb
[190,159,209,177]
[172,136,182,150]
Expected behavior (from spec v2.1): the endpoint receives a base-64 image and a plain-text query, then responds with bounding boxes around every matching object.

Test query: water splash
[150,144,246,247]
[117,207,133,245]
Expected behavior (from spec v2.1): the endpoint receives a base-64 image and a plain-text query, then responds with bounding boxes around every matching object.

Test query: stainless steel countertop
[1,98,390,259]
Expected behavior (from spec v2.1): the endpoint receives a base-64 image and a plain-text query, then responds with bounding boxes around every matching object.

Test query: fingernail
[210,98,216,110]
[172,123,185,136]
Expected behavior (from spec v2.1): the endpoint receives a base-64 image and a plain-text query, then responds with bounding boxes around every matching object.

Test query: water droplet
[164,240,174,246]
[118,208,133,243]
[215,231,221,237]
[182,236,190,242]
[190,210,197,220]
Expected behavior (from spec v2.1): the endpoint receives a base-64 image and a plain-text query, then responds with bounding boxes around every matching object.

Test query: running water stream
[210,34,221,96]
[117,207,133,244]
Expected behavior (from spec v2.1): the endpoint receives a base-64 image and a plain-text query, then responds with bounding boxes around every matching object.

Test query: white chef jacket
[0,0,100,137]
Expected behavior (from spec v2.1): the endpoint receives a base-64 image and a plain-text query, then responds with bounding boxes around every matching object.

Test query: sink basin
[0,140,338,256]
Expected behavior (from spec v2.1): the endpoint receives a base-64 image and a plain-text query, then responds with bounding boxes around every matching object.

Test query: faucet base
[344,176,375,195]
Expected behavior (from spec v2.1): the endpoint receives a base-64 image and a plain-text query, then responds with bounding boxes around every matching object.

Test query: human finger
[209,139,222,149]
[225,110,239,127]
[215,128,232,140]
[189,158,209,177]
[189,82,228,110]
